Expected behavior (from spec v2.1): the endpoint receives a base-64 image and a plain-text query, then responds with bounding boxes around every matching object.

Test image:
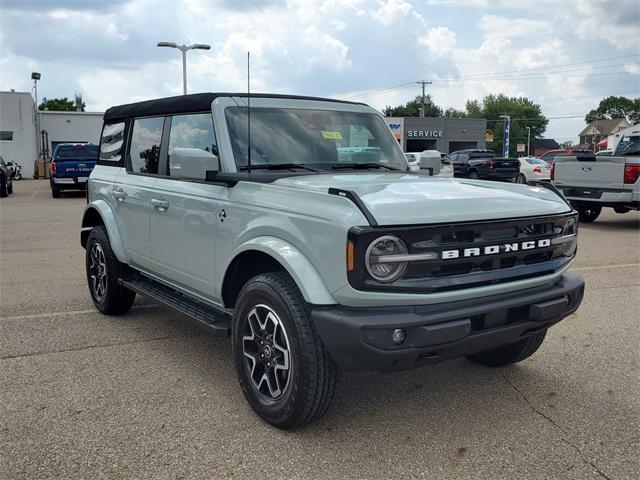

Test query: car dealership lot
[1,180,638,480]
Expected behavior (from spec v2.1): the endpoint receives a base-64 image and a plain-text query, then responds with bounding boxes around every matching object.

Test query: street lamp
[157,42,211,95]
[526,126,531,157]
[31,72,42,173]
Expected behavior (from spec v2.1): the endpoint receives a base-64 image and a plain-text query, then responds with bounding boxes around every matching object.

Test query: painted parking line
[29,183,42,199]
[0,304,159,321]
[572,263,640,272]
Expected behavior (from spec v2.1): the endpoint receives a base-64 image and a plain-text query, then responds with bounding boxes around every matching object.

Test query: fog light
[392,328,406,345]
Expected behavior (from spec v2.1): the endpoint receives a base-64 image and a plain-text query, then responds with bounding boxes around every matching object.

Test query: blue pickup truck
[50,143,98,198]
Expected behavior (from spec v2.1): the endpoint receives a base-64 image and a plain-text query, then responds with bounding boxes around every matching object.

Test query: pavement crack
[500,372,614,480]
[0,333,205,361]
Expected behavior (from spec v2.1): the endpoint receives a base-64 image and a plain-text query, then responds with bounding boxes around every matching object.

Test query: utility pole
[526,126,531,156]
[416,80,432,117]
[157,42,211,95]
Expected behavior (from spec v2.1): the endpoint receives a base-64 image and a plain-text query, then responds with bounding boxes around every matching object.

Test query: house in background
[578,118,631,151]
[530,138,560,157]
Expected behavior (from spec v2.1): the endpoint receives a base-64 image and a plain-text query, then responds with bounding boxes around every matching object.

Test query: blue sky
[1,0,638,143]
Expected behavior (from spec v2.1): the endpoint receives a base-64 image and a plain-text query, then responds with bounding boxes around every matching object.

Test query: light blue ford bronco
[81,93,584,428]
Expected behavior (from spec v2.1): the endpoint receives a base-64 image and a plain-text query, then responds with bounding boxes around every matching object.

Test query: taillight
[487,159,493,170]
[623,163,640,184]
[550,161,555,180]
[51,160,56,175]
[533,166,542,173]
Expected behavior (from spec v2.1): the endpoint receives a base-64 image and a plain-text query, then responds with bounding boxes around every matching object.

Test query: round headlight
[365,235,408,283]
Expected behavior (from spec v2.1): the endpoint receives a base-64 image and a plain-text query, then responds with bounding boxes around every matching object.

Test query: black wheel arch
[81,207,106,249]
[222,251,287,309]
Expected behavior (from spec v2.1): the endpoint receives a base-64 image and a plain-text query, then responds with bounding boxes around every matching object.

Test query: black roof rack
[103,92,366,122]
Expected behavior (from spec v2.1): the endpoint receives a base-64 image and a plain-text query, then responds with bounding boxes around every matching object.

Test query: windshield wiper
[239,163,322,173]
[331,163,401,171]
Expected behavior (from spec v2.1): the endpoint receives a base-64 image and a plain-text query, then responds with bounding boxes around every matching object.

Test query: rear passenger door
[149,112,226,299]
[114,116,164,269]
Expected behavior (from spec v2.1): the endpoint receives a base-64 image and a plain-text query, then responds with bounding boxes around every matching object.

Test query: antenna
[247,51,251,174]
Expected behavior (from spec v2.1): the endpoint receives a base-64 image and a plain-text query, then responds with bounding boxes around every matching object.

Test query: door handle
[151,198,169,210]
[112,188,126,200]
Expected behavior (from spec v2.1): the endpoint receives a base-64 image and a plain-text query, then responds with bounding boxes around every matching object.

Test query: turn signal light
[346,241,355,272]
[51,160,56,175]
[623,163,640,184]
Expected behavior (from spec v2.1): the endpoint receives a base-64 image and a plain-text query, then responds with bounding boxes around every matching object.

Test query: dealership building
[385,117,487,154]
[0,90,103,178]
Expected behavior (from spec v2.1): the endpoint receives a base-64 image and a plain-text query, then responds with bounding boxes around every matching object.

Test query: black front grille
[347,213,576,293]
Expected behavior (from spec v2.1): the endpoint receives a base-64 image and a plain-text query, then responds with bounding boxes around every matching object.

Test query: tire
[468,170,480,180]
[85,226,136,315]
[515,174,527,184]
[7,180,13,194]
[0,176,7,198]
[232,271,338,428]
[51,184,62,198]
[15,172,22,180]
[576,205,601,223]
[613,206,629,214]
[466,330,547,367]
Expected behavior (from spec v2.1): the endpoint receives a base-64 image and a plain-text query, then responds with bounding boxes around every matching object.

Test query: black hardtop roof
[451,149,495,154]
[103,92,366,122]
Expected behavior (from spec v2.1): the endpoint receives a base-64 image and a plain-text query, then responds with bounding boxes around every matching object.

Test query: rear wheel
[232,271,338,428]
[51,183,62,198]
[576,205,601,223]
[466,330,547,367]
[468,170,480,180]
[85,226,136,315]
[0,176,7,198]
[613,206,629,214]
[515,174,527,184]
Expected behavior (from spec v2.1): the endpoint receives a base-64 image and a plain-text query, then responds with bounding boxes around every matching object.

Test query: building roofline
[39,110,104,115]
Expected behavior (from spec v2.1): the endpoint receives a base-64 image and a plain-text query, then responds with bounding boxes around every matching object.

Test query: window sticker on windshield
[321,131,343,140]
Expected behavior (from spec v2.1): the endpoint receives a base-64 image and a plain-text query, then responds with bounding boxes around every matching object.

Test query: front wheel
[576,205,601,223]
[515,174,527,184]
[85,226,136,315]
[232,272,338,428]
[466,330,547,367]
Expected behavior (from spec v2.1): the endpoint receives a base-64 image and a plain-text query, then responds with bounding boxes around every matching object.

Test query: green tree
[584,96,638,124]
[443,107,466,118]
[463,94,548,157]
[38,97,85,111]
[383,96,443,117]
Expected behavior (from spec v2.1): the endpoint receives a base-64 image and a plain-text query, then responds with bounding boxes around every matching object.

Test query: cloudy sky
[1,0,638,142]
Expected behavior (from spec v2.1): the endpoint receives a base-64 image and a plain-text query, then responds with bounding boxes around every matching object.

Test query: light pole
[31,72,42,176]
[500,115,510,157]
[526,126,531,157]
[157,42,211,95]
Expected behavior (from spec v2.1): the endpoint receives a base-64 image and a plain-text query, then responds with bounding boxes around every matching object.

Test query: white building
[0,91,38,178]
[0,90,104,178]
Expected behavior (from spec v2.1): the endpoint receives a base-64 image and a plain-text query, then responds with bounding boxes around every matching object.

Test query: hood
[274,173,571,226]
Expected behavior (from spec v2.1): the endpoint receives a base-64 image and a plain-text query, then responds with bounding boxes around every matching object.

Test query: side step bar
[120,276,231,336]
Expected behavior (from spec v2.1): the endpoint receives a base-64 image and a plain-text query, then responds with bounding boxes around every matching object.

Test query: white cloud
[623,63,640,75]
[478,14,549,39]
[419,27,456,59]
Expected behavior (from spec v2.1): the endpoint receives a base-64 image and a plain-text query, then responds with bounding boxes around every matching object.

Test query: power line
[343,53,640,100]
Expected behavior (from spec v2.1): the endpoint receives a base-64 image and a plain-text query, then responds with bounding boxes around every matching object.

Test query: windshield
[615,135,640,156]
[55,145,99,159]
[225,107,407,171]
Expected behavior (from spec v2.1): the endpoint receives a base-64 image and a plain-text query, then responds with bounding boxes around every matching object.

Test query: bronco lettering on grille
[441,238,551,260]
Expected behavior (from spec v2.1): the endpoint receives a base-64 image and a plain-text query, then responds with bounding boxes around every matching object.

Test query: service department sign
[407,130,444,138]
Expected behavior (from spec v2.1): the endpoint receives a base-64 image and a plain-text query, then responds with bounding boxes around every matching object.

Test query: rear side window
[167,113,218,180]
[100,122,125,163]
[129,117,164,174]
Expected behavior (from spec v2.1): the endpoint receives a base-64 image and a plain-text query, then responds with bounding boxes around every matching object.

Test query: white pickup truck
[552,129,640,222]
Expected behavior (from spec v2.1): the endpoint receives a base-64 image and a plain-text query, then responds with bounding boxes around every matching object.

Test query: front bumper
[312,272,584,371]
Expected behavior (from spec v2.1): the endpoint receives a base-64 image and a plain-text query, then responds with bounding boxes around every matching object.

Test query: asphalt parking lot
[1,179,639,480]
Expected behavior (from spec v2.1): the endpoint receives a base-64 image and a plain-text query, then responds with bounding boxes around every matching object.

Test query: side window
[100,122,125,162]
[167,113,218,180]
[449,153,458,162]
[458,154,468,162]
[129,117,164,174]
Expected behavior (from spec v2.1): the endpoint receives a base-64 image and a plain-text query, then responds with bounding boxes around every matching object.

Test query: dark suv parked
[451,149,519,181]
